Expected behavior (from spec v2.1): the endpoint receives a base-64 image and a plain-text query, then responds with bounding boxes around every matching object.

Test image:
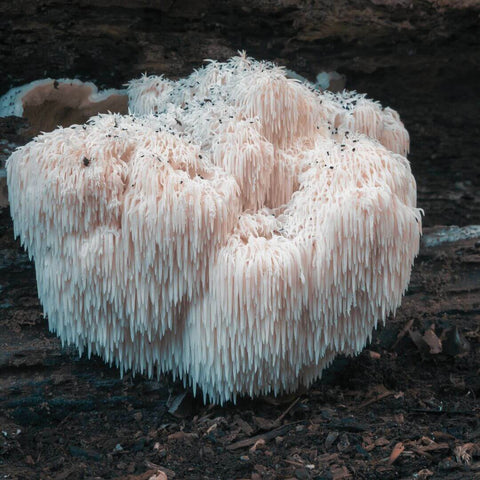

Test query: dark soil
[1,2,479,479]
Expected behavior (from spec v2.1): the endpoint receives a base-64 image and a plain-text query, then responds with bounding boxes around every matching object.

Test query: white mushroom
[7,54,422,404]
[0,78,127,135]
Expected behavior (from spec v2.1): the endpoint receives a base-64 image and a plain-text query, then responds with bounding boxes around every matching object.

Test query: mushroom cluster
[7,53,422,403]
[0,78,127,135]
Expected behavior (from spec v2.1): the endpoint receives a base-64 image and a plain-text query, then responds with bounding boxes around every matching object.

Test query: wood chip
[249,438,265,453]
[432,431,456,441]
[144,461,176,478]
[227,421,305,450]
[235,416,254,436]
[316,453,339,463]
[388,442,404,465]
[418,442,449,452]
[375,437,390,447]
[253,416,277,430]
[167,431,198,442]
[368,350,381,359]
[330,465,351,479]
[148,472,168,480]
[423,327,442,354]
[409,329,429,353]
[325,431,339,450]
[415,469,434,479]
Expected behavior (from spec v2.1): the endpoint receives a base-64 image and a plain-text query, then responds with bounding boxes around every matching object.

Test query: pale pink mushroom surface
[7,54,422,403]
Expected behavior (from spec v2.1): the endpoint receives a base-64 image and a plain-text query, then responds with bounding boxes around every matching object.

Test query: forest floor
[1,199,479,480]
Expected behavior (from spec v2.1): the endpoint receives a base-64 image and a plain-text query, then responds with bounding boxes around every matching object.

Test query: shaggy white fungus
[0,78,127,134]
[7,53,422,403]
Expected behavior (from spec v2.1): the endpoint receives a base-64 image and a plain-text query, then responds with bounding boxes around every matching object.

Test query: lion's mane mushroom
[0,78,128,135]
[7,53,422,403]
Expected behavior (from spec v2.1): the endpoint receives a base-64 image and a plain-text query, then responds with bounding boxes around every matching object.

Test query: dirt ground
[1,2,479,479]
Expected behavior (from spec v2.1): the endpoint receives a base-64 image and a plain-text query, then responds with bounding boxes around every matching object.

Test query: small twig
[274,396,300,424]
[57,412,74,428]
[358,391,394,409]
[227,421,305,450]
[409,447,433,460]
[284,459,305,467]
[392,318,414,349]
[408,409,475,415]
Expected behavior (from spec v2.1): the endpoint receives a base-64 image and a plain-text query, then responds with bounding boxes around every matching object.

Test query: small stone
[294,467,310,480]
